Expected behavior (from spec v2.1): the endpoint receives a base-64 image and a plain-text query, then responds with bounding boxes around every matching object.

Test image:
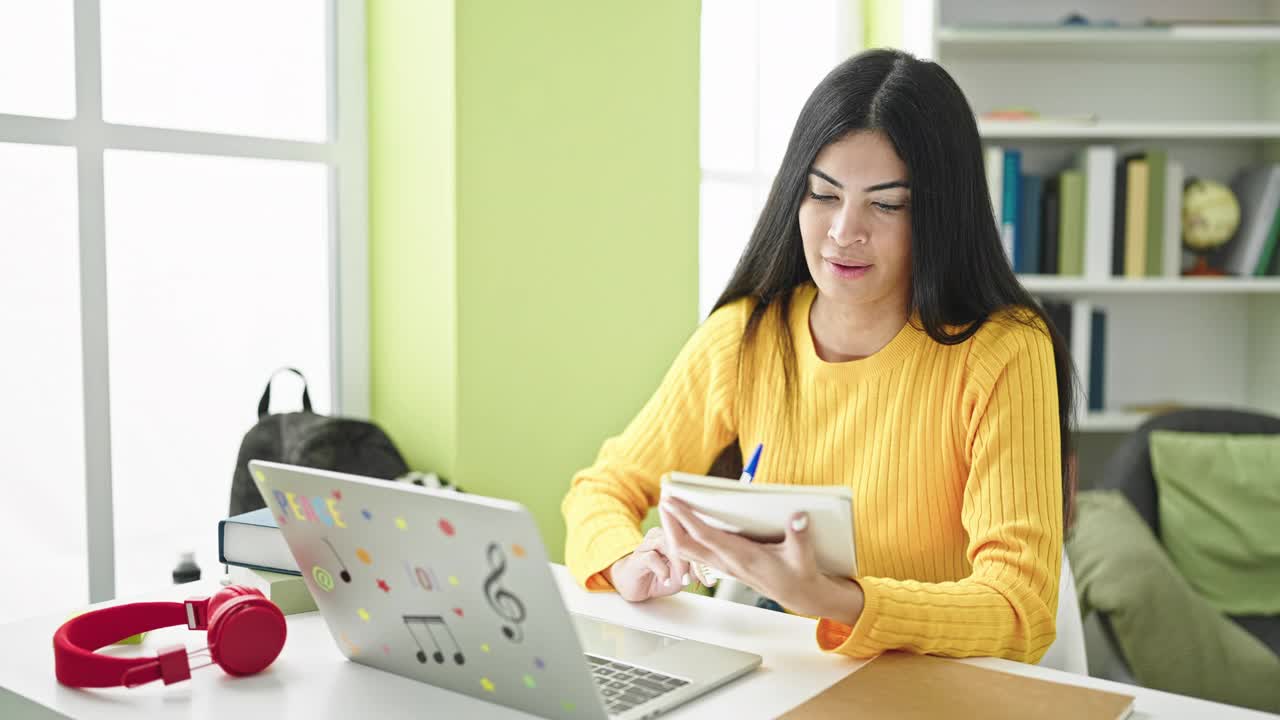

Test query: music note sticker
[403,615,465,665]
[482,542,527,643]
[322,538,352,583]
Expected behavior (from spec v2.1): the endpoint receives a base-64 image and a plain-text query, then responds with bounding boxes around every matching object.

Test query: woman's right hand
[604,527,694,602]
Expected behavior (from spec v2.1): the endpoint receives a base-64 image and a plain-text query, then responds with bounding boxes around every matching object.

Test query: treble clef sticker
[482,542,527,643]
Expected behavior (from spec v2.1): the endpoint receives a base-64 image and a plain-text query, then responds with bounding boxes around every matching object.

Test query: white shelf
[939,25,1280,58]
[980,121,1280,140]
[1020,275,1280,296]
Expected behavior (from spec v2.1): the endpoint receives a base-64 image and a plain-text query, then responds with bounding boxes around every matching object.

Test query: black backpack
[228,368,410,516]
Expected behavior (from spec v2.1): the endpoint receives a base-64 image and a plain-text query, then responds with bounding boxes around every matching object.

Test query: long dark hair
[713,48,1077,525]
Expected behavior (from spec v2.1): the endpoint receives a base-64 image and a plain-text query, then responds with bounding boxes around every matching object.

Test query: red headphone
[53,585,287,688]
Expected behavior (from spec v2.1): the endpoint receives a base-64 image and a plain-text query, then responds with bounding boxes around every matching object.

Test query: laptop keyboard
[586,654,690,716]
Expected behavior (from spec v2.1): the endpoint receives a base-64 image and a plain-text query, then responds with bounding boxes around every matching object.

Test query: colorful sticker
[377,579,390,593]
[382,644,391,656]
[356,548,373,565]
[534,657,545,670]
[358,608,370,622]
[480,644,491,653]
[254,469,266,483]
[448,575,460,586]
[332,489,342,501]
[512,544,526,558]
[361,509,372,520]
[395,516,408,531]
[452,607,464,618]
[340,632,360,655]
[312,565,335,592]
[403,615,465,665]
[483,542,527,642]
[322,538,352,582]
[438,519,456,537]
[481,677,495,692]
[523,674,536,689]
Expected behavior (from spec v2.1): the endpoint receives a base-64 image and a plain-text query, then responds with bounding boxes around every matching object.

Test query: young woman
[561,48,1074,664]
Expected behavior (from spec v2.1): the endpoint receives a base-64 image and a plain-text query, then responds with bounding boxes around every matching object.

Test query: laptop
[249,460,762,720]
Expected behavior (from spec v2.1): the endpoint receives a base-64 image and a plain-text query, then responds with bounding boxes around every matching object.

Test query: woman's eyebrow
[863,180,910,192]
[808,168,910,193]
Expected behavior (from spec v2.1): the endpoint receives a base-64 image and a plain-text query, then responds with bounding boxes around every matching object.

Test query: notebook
[659,472,856,577]
[781,652,1135,720]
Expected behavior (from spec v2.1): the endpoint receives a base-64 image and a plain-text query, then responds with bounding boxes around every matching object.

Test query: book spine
[1125,160,1150,278]
[1059,170,1085,276]
[986,146,1006,259]
[1018,175,1043,275]
[1041,177,1061,275]
[1071,301,1093,420]
[1163,161,1185,277]
[1144,150,1167,277]
[1112,157,1130,276]
[1003,149,1021,269]
[1089,310,1106,412]
[1082,146,1116,280]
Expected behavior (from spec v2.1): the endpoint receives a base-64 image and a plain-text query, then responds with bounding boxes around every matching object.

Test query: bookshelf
[924,0,1280,484]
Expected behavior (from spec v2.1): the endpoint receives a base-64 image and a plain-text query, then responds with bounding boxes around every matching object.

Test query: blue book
[217,508,299,576]
[1018,175,1043,274]
[1002,149,1022,269]
[1088,310,1107,412]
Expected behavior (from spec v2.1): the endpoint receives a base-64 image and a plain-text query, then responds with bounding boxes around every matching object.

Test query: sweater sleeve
[561,300,749,591]
[815,315,1064,663]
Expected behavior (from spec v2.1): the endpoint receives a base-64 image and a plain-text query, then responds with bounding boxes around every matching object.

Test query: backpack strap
[258,367,314,418]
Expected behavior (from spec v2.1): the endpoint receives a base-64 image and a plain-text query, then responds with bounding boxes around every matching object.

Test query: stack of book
[986,149,1280,278]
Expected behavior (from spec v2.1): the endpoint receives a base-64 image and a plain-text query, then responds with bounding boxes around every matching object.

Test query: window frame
[0,0,369,602]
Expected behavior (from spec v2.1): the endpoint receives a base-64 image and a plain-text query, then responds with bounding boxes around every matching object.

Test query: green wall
[368,0,701,563]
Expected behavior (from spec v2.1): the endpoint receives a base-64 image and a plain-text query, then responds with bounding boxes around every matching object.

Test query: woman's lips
[826,258,872,279]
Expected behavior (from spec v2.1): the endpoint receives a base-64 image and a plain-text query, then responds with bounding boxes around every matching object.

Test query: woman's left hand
[659,496,858,620]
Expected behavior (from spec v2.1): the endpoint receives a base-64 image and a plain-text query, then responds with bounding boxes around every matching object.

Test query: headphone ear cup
[206,588,286,677]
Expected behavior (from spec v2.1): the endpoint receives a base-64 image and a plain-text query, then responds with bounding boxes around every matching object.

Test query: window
[0,0,367,621]
[699,0,862,317]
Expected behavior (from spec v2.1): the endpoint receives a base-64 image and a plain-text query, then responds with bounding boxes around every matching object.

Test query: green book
[1058,170,1085,276]
[226,566,318,615]
[1144,150,1167,277]
[1255,205,1280,276]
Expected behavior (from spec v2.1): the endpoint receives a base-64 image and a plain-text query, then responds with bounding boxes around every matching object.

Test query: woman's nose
[828,206,868,246]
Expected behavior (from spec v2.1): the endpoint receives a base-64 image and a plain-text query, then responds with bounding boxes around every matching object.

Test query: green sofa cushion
[1149,431,1280,616]
[1067,490,1280,712]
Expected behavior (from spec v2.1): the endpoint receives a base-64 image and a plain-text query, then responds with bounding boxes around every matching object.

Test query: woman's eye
[873,202,904,213]
[808,192,837,202]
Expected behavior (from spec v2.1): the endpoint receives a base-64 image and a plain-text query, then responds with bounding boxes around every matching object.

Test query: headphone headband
[53,588,285,689]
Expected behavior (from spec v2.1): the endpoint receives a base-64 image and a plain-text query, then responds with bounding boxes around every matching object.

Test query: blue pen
[739,442,763,484]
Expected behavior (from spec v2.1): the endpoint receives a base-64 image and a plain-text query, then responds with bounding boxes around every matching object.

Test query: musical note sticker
[483,542,527,643]
[403,615,465,665]
[322,538,352,583]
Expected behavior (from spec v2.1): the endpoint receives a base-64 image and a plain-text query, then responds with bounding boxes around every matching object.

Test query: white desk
[2,565,1274,719]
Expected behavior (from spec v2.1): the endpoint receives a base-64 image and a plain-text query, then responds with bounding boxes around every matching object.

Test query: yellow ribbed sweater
[562,282,1062,663]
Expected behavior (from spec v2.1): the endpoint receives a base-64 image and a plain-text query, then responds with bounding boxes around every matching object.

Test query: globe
[1182,179,1240,252]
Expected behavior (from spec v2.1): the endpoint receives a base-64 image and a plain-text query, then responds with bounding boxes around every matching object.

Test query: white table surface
[2,564,1274,720]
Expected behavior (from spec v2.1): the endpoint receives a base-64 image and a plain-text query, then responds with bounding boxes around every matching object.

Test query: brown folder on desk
[781,652,1135,720]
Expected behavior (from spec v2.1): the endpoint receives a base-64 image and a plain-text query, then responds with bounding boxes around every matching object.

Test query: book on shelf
[1077,145,1116,280]
[1017,174,1043,274]
[217,507,298,576]
[1058,170,1085,276]
[985,145,1008,260]
[1143,150,1168,277]
[1040,300,1107,414]
[1041,175,1061,275]
[1123,157,1149,278]
[1163,161,1185,277]
[1225,164,1280,277]
[1003,149,1022,270]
